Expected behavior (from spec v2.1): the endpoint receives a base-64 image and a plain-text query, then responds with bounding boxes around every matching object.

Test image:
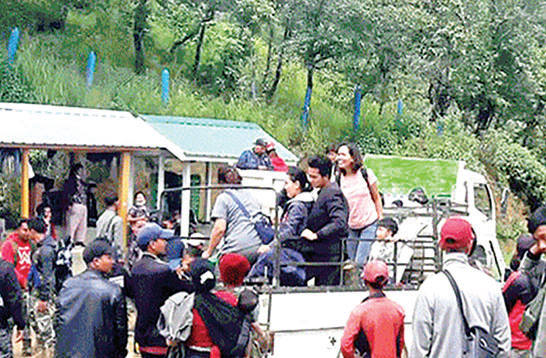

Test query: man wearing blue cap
[126,223,193,358]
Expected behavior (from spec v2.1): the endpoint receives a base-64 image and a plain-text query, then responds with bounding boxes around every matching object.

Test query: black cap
[516,234,535,257]
[377,217,399,236]
[254,138,267,147]
[83,240,114,264]
[528,206,546,234]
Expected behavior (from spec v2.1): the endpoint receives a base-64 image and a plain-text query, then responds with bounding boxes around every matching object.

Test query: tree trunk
[307,65,314,91]
[262,25,275,85]
[265,51,283,104]
[133,0,147,74]
[192,23,207,79]
[265,26,289,104]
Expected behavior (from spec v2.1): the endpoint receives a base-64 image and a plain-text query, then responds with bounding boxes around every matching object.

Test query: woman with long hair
[337,142,383,267]
[249,166,314,285]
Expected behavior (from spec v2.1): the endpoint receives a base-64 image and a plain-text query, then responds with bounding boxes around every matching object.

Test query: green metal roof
[364,154,459,197]
[142,115,299,163]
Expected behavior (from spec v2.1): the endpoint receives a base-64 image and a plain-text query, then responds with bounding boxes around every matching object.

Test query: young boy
[368,217,399,264]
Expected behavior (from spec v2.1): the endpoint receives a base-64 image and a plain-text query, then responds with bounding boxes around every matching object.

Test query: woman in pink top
[337,143,383,267]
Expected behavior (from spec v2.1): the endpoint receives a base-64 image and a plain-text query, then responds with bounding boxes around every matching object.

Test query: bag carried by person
[225,191,275,245]
[54,236,73,292]
[157,291,195,358]
[443,270,501,358]
[194,289,256,358]
[520,279,546,340]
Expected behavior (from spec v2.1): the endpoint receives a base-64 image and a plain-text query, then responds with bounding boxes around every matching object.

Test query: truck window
[474,184,492,219]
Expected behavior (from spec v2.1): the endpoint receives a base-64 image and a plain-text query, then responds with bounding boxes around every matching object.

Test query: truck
[244,154,506,357]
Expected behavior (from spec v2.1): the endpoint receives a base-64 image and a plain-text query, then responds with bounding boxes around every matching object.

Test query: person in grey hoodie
[519,205,546,358]
[410,217,511,358]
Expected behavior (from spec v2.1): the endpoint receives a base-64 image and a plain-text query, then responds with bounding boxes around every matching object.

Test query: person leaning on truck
[340,260,405,358]
[202,166,263,264]
[410,217,511,358]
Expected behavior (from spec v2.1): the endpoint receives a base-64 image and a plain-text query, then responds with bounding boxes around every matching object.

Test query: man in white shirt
[410,217,511,357]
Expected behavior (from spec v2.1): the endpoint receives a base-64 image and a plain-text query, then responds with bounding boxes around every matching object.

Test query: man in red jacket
[1,219,33,356]
[341,260,405,358]
[1,219,32,289]
[503,234,542,357]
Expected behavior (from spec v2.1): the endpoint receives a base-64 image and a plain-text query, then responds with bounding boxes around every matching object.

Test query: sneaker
[342,260,356,271]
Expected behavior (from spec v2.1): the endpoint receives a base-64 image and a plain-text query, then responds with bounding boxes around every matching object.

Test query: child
[368,217,399,264]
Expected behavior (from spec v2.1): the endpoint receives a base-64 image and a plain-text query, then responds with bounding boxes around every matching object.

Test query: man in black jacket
[126,223,193,358]
[27,217,56,354]
[55,240,127,358]
[285,155,349,286]
[0,258,25,357]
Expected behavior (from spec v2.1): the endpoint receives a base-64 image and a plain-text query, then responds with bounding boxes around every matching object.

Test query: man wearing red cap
[410,217,510,358]
[340,260,405,358]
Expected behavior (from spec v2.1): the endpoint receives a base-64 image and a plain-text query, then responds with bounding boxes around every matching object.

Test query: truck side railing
[157,185,469,290]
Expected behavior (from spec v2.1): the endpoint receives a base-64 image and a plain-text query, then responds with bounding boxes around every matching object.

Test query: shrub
[0,50,36,103]
[481,130,546,210]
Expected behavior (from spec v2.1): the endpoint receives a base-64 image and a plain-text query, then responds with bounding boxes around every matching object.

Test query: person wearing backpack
[503,234,543,357]
[340,260,405,358]
[249,166,313,286]
[186,258,255,358]
[27,217,56,355]
[126,223,193,358]
[337,142,383,268]
[410,217,511,358]
[519,205,546,357]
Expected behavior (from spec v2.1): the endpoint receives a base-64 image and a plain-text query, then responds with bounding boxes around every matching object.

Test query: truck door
[469,182,505,278]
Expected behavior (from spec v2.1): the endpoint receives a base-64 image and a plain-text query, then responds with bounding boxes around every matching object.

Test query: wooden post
[119,152,131,248]
[21,149,30,218]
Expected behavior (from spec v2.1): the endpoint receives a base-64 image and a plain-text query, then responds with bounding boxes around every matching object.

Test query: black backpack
[54,236,73,292]
[195,289,259,358]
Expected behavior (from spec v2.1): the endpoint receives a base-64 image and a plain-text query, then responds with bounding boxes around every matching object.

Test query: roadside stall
[0,102,184,245]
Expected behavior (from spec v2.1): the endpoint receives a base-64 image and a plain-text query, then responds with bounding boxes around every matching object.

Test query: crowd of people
[1,140,546,358]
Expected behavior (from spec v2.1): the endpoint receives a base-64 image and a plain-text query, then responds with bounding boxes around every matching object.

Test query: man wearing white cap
[340,260,405,358]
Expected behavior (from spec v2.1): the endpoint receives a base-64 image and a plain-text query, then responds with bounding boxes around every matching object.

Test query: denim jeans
[346,222,378,268]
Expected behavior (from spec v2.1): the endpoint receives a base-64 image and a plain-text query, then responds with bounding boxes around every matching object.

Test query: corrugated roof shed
[0,103,184,158]
[143,115,299,164]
